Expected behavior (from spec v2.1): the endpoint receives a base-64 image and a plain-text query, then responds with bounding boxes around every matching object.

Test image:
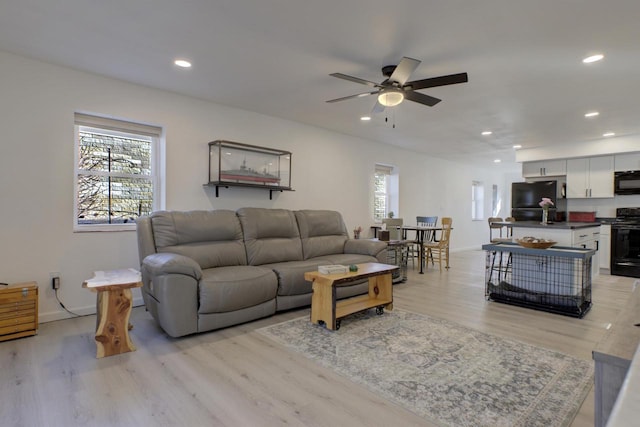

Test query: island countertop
[496,221,601,230]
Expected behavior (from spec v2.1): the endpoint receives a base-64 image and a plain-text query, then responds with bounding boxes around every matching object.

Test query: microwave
[615,170,640,195]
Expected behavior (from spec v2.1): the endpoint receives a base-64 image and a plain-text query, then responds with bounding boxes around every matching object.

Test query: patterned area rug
[257,309,593,427]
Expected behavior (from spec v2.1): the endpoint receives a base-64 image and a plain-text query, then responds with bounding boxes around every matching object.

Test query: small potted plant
[388,211,395,219]
[353,226,362,239]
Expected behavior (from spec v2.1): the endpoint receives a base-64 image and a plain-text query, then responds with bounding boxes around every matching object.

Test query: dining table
[370,225,445,274]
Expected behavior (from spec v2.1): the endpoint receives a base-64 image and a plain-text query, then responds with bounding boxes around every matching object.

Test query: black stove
[611,207,640,278]
[614,207,640,224]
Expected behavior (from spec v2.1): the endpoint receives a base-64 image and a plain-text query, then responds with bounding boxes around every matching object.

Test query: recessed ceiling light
[584,111,599,118]
[360,116,371,121]
[583,54,604,64]
[513,145,522,149]
[481,131,493,136]
[493,159,501,163]
[174,59,192,68]
[603,132,615,137]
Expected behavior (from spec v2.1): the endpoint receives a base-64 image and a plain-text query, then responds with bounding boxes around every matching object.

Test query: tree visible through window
[74,113,161,230]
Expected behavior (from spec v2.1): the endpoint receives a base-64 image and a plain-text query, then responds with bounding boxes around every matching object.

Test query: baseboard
[454,245,483,252]
[39,297,145,323]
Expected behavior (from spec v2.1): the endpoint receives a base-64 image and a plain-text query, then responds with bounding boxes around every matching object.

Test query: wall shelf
[204,182,294,199]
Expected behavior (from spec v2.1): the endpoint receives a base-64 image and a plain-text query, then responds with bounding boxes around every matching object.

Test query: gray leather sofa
[136,208,387,337]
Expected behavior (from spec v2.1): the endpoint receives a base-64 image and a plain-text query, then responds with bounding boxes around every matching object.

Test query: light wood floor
[2,250,636,427]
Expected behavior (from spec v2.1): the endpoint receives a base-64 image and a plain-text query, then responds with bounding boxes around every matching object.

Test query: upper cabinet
[522,159,567,178]
[566,155,614,198]
[614,152,640,171]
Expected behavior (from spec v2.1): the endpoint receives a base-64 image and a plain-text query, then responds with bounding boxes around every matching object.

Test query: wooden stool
[83,269,142,358]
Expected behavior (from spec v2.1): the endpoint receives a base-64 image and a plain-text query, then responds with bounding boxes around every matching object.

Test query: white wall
[0,50,506,322]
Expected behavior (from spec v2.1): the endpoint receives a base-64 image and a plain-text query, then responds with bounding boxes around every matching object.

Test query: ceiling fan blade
[389,57,421,85]
[404,72,468,91]
[403,90,441,107]
[371,100,386,114]
[326,90,378,103]
[329,73,380,88]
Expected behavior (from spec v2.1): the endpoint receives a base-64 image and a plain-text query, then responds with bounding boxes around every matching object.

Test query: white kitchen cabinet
[599,224,611,270]
[566,156,614,198]
[571,228,600,278]
[614,153,640,171]
[522,159,567,178]
[511,226,600,277]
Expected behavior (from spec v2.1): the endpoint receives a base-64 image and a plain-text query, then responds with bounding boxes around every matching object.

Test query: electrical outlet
[50,272,61,290]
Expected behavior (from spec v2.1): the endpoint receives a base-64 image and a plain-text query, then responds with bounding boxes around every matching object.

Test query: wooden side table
[0,282,38,342]
[82,269,142,358]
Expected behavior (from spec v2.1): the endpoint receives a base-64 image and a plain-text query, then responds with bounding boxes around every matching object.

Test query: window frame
[373,164,398,223]
[73,113,163,232]
[471,180,485,221]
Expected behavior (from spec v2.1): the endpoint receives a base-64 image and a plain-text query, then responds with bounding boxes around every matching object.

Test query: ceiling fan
[327,57,468,112]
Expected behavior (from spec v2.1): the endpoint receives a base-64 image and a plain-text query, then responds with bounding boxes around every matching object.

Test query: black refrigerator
[511,181,558,222]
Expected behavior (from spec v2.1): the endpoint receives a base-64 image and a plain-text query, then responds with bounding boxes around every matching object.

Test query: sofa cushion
[237,208,303,265]
[261,259,331,297]
[198,266,277,314]
[150,210,247,269]
[295,210,348,259]
[311,253,379,266]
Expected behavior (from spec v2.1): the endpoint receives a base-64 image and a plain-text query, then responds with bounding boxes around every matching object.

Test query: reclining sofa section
[136,208,387,337]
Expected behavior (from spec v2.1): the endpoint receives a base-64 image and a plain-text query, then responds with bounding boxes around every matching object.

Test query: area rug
[257,309,593,427]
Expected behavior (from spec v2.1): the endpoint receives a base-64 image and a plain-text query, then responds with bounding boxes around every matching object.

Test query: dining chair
[504,217,516,238]
[422,217,452,272]
[489,216,515,281]
[488,217,511,243]
[410,216,438,267]
[417,216,438,241]
[382,218,403,241]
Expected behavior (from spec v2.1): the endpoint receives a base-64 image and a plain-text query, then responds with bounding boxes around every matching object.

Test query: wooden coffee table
[304,262,398,330]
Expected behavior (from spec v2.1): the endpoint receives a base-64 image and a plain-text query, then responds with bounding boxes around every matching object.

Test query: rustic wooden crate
[0,282,38,342]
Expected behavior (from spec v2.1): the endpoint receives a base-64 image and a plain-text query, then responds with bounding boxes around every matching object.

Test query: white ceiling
[2,0,639,170]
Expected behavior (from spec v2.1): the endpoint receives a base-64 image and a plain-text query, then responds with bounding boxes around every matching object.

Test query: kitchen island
[498,221,601,277]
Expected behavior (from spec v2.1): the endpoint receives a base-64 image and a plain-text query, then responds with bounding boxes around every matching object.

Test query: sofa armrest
[344,239,387,258]
[141,253,203,281]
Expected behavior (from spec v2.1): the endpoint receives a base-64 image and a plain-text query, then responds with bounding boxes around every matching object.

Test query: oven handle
[612,224,640,230]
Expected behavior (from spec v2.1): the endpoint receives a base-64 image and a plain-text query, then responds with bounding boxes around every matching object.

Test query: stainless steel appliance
[614,170,640,195]
[611,207,640,278]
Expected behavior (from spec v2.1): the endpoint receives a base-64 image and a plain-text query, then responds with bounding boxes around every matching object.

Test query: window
[74,113,162,231]
[471,180,484,221]
[492,184,501,217]
[374,164,395,222]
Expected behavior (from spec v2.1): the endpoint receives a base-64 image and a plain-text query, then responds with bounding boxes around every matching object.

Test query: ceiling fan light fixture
[582,54,603,64]
[378,88,404,107]
[174,59,192,68]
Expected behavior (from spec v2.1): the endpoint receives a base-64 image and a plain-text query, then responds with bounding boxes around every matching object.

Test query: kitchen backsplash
[567,194,640,218]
